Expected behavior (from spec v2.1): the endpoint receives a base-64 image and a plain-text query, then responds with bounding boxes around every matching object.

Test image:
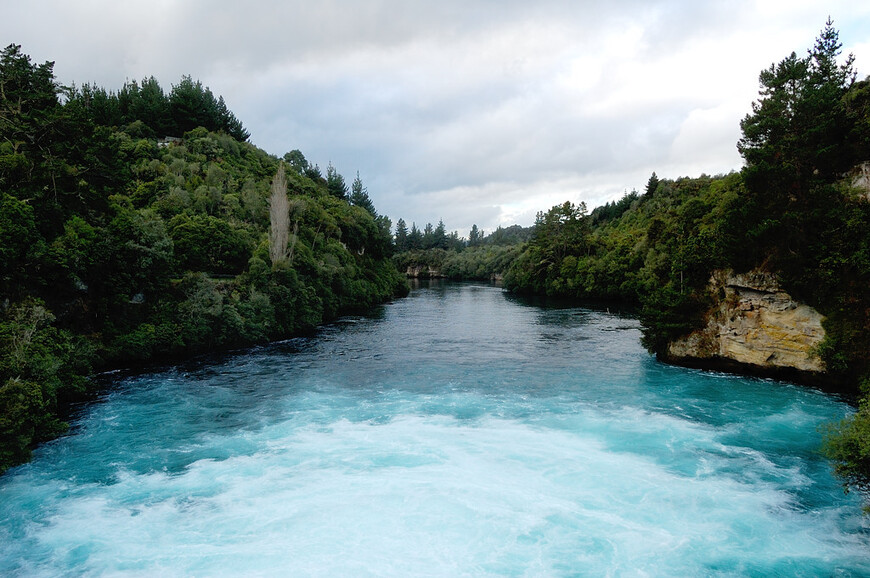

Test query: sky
[3,1,870,236]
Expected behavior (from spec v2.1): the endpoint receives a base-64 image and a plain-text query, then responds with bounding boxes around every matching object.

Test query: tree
[422,222,435,249]
[394,218,409,252]
[433,219,448,249]
[532,201,590,260]
[215,95,249,142]
[823,402,870,496]
[122,76,171,135]
[0,193,41,298]
[0,44,61,196]
[407,222,423,250]
[738,19,855,199]
[645,172,660,196]
[326,162,348,199]
[283,149,309,174]
[0,44,59,143]
[269,163,290,267]
[468,224,483,247]
[168,75,249,140]
[349,171,377,215]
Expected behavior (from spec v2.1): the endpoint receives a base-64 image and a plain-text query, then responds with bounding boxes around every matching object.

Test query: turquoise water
[1,282,868,576]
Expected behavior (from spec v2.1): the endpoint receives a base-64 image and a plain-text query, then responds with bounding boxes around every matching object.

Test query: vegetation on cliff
[499,21,870,494]
[4,19,870,501]
[0,44,406,473]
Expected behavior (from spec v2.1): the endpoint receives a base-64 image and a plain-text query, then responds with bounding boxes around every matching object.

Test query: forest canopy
[0,43,406,473]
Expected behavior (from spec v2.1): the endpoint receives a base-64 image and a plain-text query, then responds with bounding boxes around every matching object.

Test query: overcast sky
[3,1,869,235]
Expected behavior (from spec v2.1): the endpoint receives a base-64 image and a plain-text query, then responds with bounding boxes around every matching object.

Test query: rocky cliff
[666,269,827,380]
[405,265,445,279]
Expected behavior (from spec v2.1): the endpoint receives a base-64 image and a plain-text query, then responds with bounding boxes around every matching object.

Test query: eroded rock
[667,269,826,374]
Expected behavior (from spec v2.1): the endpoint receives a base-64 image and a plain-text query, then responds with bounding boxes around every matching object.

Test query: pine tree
[408,223,423,250]
[326,162,348,199]
[645,172,660,196]
[394,218,409,252]
[738,19,855,197]
[349,172,376,215]
[433,219,448,249]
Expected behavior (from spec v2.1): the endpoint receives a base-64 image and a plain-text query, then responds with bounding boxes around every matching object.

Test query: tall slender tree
[394,218,409,252]
[349,171,377,215]
[269,163,290,267]
[408,223,423,250]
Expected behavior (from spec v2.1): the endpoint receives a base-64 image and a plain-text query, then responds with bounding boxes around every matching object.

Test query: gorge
[0,282,867,575]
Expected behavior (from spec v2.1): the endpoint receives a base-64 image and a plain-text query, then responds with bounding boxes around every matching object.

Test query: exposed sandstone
[667,269,826,375]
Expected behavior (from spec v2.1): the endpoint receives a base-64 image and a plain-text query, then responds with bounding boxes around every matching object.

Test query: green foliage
[394,219,409,252]
[591,190,640,225]
[0,193,42,298]
[0,299,90,472]
[441,245,524,280]
[349,172,377,215]
[504,173,741,343]
[0,46,407,474]
[501,21,870,498]
[169,213,253,274]
[392,217,532,281]
[326,163,348,199]
[822,399,870,498]
[68,73,250,142]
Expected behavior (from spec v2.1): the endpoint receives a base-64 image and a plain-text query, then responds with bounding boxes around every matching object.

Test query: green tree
[823,400,870,498]
[407,222,423,250]
[168,76,249,140]
[738,19,855,201]
[284,149,309,174]
[349,172,376,215]
[433,219,448,250]
[645,172,660,196]
[326,162,348,199]
[169,213,253,274]
[468,224,483,247]
[394,218,409,252]
[0,193,42,298]
[0,43,61,202]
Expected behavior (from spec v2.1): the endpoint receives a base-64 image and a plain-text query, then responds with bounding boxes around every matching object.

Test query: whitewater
[1,282,867,576]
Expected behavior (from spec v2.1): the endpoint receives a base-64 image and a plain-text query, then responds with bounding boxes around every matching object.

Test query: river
[1,281,868,576]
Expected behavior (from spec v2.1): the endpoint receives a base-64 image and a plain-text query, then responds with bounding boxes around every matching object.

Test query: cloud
[3,0,870,235]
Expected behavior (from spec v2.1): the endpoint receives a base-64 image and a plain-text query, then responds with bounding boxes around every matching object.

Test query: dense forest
[512,23,870,496]
[390,21,870,496]
[5,19,870,501]
[0,44,407,473]
[390,220,531,281]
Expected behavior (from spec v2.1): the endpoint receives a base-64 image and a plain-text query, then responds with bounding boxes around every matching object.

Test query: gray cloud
[3,1,869,234]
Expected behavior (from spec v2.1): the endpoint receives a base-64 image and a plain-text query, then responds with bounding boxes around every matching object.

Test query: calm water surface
[1,282,868,576]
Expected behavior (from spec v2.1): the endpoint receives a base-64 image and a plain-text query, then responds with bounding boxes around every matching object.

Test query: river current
[1,282,868,576]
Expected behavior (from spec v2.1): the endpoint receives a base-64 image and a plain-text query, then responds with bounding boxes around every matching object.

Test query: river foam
[1,282,867,576]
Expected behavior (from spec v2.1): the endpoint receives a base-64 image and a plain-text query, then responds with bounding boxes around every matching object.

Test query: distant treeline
[71,75,249,141]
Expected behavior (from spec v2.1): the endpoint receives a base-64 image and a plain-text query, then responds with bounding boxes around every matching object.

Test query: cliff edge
[666,269,827,380]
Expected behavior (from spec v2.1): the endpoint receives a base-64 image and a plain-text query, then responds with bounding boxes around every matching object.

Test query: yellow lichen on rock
[668,270,826,374]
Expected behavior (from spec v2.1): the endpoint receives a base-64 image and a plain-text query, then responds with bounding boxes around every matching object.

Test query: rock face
[405,265,445,278]
[667,270,826,376]
[851,161,870,199]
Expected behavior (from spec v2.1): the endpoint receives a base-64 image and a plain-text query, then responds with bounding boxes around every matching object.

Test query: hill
[0,44,407,473]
